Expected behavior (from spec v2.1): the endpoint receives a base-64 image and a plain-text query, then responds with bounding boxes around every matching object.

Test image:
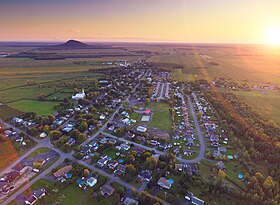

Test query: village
[0,62,269,205]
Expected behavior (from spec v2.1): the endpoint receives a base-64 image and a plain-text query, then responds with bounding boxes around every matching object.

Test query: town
[0,55,279,205]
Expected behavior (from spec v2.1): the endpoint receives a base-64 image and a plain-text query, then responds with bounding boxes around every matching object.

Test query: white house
[72,89,86,100]
[86,177,97,187]
[136,126,147,133]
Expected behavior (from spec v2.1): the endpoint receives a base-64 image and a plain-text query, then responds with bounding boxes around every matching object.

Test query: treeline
[204,90,280,205]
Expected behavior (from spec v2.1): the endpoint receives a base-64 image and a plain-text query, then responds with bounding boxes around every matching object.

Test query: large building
[72,89,86,100]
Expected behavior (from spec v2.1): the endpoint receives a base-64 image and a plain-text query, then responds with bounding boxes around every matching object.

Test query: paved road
[102,131,202,164]
[1,157,65,205]
[186,95,206,162]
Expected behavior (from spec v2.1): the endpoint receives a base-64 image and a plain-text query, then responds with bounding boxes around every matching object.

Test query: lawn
[8,100,59,116]
[147,102,172,133]
[0,140,19,171]
[27,147,50,158]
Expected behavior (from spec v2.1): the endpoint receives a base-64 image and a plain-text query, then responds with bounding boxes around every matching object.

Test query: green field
[233,90,280,125]
[147,102,172,132]
[27,147,51,158]
[8,100,59,116]
[172,68,196,82]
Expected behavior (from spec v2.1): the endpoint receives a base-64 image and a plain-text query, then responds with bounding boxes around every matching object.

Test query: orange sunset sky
[1,0,280,43]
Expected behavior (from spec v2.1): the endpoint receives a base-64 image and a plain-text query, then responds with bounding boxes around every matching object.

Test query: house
[72,89,86,100]
[120,143,130,151]
[115,164,126,175]
[157,177,172,189]
[100,138,108,144]
[144,109,152,115]
[175,164,184,172]
[97,157,108,167]
[81,146,91,155]
[159,143,167,149]
[100,185,115,197]
[108,160,119,169]
[124,197,139,205]
[53,165,73,178]
[138,171,152,182]
[216,161,226,171]
[212,150,222,158]
[192,197,205,205]
[108,138,117,145]
[185,191,204,205]
[33,189,46,200]
[100,114,106,120]
[25,196,37,205]
[136,126,147,133]
[66,138,76,146]
[86,177,97,187]
[187,138,194,146]
[218,147,227,153]
[25,189,46,205]
[141,115,150,122]
[184,163,199,175]
[39,132,47,138]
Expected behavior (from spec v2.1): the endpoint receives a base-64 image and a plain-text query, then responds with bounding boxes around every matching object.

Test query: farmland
[233,90,280,125]
[0,140,19,171]
[147,45,280,85]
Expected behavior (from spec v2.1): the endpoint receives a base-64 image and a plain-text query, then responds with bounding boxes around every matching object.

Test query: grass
[27,147,50,158]
[0,140,19,171]
[233,90,280,125]
[147,102,172,132]
[8,100,59,116]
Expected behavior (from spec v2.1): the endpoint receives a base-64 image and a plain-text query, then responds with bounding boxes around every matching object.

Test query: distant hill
[48,39,94,49]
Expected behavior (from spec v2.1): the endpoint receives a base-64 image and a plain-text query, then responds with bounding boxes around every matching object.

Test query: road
[1,157,65,205]
[186,95,206,162]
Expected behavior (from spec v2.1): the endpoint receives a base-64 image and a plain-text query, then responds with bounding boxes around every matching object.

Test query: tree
[38,93,47,101]
[83,169,90,177]
[145,156,158,170]
[145,98,150,105]
[127,154,135,163]
[125,164,137,182]
[117,187,126,197]
[218,169,226,181]
[48,130,62,141]
[43,125,50,134]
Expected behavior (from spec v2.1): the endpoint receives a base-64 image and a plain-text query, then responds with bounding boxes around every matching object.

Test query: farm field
[148,46,280,85]
[8,100,59,116]
[233,90,280,125]
[0,140,19,171]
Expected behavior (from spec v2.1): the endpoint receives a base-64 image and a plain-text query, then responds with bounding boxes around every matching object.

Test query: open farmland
[233,90,280,125]
[147,45,280,85]
[0,140,19,171]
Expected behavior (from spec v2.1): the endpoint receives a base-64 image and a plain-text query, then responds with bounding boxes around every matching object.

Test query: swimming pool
[168,179,174,184]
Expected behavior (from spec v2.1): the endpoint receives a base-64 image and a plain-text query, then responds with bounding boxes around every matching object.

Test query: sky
[1,0,280,43]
